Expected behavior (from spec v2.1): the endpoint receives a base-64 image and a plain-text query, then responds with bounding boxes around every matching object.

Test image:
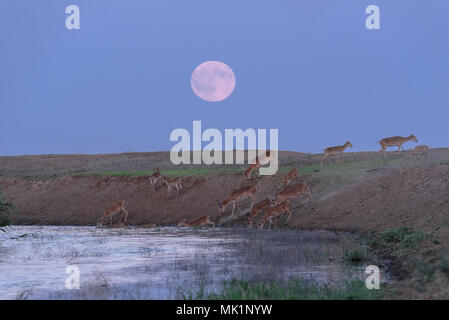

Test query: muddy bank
[292,164,449,236]
[0,173,281,226]
[1,162,449,232]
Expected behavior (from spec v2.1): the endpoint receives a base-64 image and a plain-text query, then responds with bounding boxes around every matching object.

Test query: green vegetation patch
[187,278,382,300]
[379,227,430,249]
[343,249,367,265]
[0,191,13,232]
[74,167,242,177]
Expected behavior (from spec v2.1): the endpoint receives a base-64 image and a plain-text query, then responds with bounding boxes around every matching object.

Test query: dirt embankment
[2,162,449,235]
[0,173,281,226]
[293,165,449,235]
[1,150,449,229]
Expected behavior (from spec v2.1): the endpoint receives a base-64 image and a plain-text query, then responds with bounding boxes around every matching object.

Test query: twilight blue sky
[1,0,448,155]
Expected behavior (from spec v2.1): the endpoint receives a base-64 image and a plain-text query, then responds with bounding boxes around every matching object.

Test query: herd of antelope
[97,169,185,227]
[97,134,429,230]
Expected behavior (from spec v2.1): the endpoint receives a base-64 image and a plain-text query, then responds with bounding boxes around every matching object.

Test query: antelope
[247,198,273,227]
[148,168,162,191]
[272,182,311,205]
[242,159,260,180]
[178,215,215,228]
[407,145,430,159]
[217,185,257,216]
[378,135,418,158]
[97,200,128,227]
[259,200,292,230]
[321,141,353,167]
[242,150,273,179]
[161,176,183,199]
[277,168,298,190]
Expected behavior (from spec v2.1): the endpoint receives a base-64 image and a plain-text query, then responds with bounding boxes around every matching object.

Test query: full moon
[191,61,236,102]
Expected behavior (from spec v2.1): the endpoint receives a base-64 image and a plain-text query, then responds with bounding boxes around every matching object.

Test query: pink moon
[191,61,236,102]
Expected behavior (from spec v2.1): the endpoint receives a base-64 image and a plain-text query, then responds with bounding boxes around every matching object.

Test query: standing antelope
[378,134,418,158]
[277,168,298,190]
[272,182,311,205]
[161,176,183,199]
[321,141,353,167]
[247,197,272,227]
[97,200,129,227]
[178,216,215,228]
[407,145,430,159]
[259,200,292,230]
[217,185,257,216]
[148,168,162,191]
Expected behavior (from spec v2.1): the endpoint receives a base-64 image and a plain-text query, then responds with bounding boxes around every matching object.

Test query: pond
[0,226,390,299]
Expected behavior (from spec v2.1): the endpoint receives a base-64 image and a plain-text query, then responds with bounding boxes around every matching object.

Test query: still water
[0,226,388,299]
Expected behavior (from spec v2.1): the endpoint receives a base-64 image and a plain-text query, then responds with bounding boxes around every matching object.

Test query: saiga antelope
[97,200,129,227]
[178,216,215,228]
[407,145,430,159]
[378,135,418,158]
[161,176,183,199]
[277,168,298,190]
[259,200,292,230]
[217,185,257,216]
[148,168,162,191]
[321,141,353,167]
[272,182,311,205]
[247,197,272,227]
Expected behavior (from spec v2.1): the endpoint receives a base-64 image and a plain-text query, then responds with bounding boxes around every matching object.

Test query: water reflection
[0,226,388,299]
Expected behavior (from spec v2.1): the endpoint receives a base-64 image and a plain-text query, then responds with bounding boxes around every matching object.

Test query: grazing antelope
[217,185,257,216]
[161,176,182,199]
[321,141,353,167]
[247,198,273,227]
[148,168,162,191]
[407,145,430,159]
[277,168,298,190]
[272,182,311,205]
[178,216,215,228]
[259,200,292,230]
[378,135,418,158]
[97,200,128,227]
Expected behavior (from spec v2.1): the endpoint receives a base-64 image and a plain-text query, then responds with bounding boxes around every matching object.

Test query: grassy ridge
[73,156,411,178]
